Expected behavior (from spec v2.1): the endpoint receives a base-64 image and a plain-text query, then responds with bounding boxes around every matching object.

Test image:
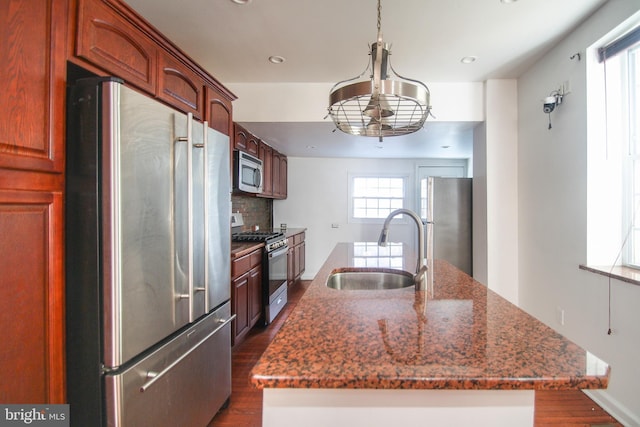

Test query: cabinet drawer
[250,250,262,269]
[293,232,305,246]
[232,255,250,279]
[232,249,262,278]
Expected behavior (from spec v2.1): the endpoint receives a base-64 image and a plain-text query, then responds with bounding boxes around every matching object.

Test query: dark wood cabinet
[157,51,203,119]
[205,84,233,137]
[258,142,273,197]
[73,0,236,128]
[231,248,262,346]
[75,0,158,93]
[0,0,67,404]
[1,0,67,175]
[233,123,259,156]
[272,151,288,199]
[287,231,305,286]
[279,154,288,199]
[248,266,262,327]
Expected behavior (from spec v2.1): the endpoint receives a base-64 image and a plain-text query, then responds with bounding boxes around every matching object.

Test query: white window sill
[579,264,640,286]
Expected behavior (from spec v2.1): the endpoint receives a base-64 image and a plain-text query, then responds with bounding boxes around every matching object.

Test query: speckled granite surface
[231,241,264,259]
[250,243,610,391]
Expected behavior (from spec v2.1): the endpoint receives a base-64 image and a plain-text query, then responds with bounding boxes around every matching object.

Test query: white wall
[273,157,470,280]
[229,82,484,123]
[517,1,640,424]
[485,80,519,304]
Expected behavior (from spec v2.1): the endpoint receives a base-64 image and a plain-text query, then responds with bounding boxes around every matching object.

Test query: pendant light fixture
[327,0,431,142]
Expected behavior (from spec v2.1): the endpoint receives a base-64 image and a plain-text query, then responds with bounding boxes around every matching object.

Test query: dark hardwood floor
[209,280,622,427]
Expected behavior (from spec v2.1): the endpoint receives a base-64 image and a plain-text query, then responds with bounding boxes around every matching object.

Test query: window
[598,26,640,268]
[351,176,405,219]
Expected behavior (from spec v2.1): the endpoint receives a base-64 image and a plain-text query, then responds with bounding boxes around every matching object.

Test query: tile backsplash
[231,195,272,232]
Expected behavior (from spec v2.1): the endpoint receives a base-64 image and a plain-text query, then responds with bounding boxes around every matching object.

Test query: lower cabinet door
[232,272,249,343]
[0,190,64,403]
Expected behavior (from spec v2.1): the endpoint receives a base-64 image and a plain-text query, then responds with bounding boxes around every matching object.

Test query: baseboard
[583,389,640,427]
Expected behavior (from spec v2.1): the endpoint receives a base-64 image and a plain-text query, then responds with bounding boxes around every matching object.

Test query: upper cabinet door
[0,0,67,174]
[158,52,203,120]
[76,0,157,94]
[205,85,232,136]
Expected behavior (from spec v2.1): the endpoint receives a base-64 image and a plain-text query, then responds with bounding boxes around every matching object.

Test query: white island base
[263,388,535,427]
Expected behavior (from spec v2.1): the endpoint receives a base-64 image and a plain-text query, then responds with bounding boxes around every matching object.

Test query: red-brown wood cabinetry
[258,142,274,197]
[0,0,67,403]
[157,51,204,120]
[205,85,233,137]
[287,231,305,286]
[272,151,288,199]
[75,0,157,93]
[231,248,263,346]
[72,0,235,128]
[233,123,259,156]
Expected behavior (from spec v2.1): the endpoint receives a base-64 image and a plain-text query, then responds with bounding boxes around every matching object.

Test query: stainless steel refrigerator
[425,177,473,275]
[65,77,233,426]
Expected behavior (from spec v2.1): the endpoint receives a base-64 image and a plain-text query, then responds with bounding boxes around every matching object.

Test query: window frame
[348,173,409,224]
[602,31,640,268]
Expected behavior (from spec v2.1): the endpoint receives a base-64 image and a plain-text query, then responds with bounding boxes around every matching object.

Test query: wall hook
[570,52,581,61]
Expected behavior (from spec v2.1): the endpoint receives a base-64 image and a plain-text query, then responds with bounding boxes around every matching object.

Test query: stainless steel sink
[325,269,414,290]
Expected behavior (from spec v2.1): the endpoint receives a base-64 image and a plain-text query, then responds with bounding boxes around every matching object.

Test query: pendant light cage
[327,0,431,141]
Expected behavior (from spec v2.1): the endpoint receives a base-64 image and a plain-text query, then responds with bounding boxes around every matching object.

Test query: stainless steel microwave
[233,150,263,194]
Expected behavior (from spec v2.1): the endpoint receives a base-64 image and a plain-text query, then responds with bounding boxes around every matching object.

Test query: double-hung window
[351,176,405,220]
[598,26,640,268]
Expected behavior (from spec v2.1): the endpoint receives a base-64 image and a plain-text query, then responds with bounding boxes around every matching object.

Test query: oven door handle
[268,246,289,258]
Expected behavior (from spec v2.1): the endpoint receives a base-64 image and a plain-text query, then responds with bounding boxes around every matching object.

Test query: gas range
[232,231,287,253]
[230,213,289,325]
[231,212,287,253]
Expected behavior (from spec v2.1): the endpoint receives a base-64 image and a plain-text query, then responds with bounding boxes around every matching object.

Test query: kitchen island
[250,243,610,427]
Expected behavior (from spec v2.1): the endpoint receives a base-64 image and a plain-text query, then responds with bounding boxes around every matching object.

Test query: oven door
[265,245,288,324]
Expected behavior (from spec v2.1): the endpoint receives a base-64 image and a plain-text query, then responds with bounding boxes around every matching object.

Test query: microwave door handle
[254,168,262,188]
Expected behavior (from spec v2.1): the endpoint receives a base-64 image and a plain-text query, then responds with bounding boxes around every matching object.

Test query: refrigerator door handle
[203,121,210,313]
[176,113,194,320]
[139,314,236,393]
[179,113,205,322]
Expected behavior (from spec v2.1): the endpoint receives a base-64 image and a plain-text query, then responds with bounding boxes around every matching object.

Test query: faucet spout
[378,208,427,290]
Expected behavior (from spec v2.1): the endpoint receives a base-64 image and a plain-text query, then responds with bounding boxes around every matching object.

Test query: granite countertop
[231,241,264,259]
[250,242,610,391]
[277,227,306,239]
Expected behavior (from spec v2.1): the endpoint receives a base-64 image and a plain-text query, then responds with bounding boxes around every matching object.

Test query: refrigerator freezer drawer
[104,302,233,427]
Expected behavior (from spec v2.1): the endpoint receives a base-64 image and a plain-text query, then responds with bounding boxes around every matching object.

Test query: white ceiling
[125,0,607,158]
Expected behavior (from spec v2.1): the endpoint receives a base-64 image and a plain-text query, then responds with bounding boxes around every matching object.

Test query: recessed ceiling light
[230,0,252,4]
[500,0,518,3]
[460,56,477,64]
[268,55,285,64]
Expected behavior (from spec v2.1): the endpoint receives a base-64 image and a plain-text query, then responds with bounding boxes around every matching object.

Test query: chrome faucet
[378,208,428,291]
